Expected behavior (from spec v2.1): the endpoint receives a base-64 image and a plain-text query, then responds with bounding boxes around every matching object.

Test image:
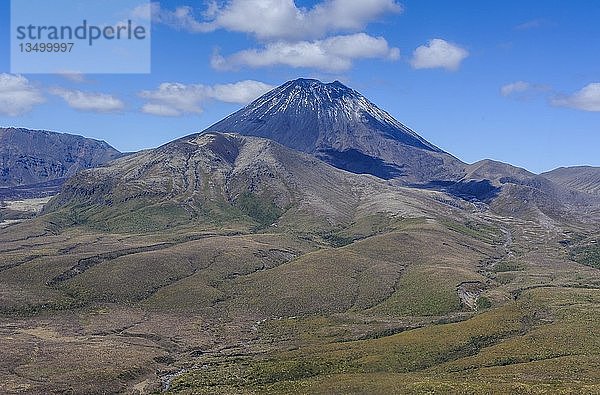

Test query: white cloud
[209,80,276,104]
[551,83,600,112]
[149,0,402,41]
[212,33,400,72]
[501,81,532,96]
[140,80,274,117]
[410,39,469,71]
[50,88,124,113]
[140,83,205,116]
[0,74,45,116]
[141,2,401,72]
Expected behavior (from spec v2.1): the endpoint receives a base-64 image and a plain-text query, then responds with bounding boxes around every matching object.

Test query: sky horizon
[1,0,599,174]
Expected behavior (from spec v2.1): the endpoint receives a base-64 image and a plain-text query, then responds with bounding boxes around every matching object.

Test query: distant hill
[541,166,600,196]
[0,127,121,189]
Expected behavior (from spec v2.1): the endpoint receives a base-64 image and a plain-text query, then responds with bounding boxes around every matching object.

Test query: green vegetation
[235,192,283,228]
[45,192,286,234]
[440,219,502,244]
[476,295,493,309]
[169,287,600,394]
[320,215,416,247]
[573,243,600,269]
[321,231,354,247]
[492,260,525,272]
[367,265,468,316]
[44,199,194,233]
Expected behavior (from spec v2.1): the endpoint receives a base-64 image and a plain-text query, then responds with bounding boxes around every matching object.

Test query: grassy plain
[0,198,599,393]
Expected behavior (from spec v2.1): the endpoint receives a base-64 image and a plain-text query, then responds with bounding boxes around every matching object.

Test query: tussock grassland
[169,287,600,394]
[1,198,599,393]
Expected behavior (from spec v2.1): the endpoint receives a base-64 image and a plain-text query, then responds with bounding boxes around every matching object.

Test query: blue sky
[0,0,599,173]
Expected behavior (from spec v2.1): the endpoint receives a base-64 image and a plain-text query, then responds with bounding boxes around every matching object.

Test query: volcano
[204,78,465,182]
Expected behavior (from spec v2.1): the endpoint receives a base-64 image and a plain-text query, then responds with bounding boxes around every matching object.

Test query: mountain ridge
[0,127,121,189]
[542,166,600,196]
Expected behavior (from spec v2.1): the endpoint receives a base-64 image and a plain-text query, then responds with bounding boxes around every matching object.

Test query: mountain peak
[279,78,359,101]
[286,78,348,88]
[205,78,440,152]
[287,77,340,84]
[204,78,464,182]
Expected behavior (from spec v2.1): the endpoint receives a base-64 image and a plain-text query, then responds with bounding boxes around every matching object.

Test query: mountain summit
[204,78,464,182]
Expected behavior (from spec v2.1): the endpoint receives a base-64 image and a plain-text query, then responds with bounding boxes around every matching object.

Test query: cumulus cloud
[0,74,45,116]
[209,80,276,103]
[212,33,400,72]
[147,0,402,41]
[137,1,402,72]
[50,88,124,113]
[140,80,274,117]
[140,83,205,116]
[410,39,469,71]
[551,83,600,112]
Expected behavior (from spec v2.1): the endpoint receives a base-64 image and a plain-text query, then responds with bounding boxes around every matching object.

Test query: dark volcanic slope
[204,78,465,183]
[0,127,121,187]
[542,166,600,196]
